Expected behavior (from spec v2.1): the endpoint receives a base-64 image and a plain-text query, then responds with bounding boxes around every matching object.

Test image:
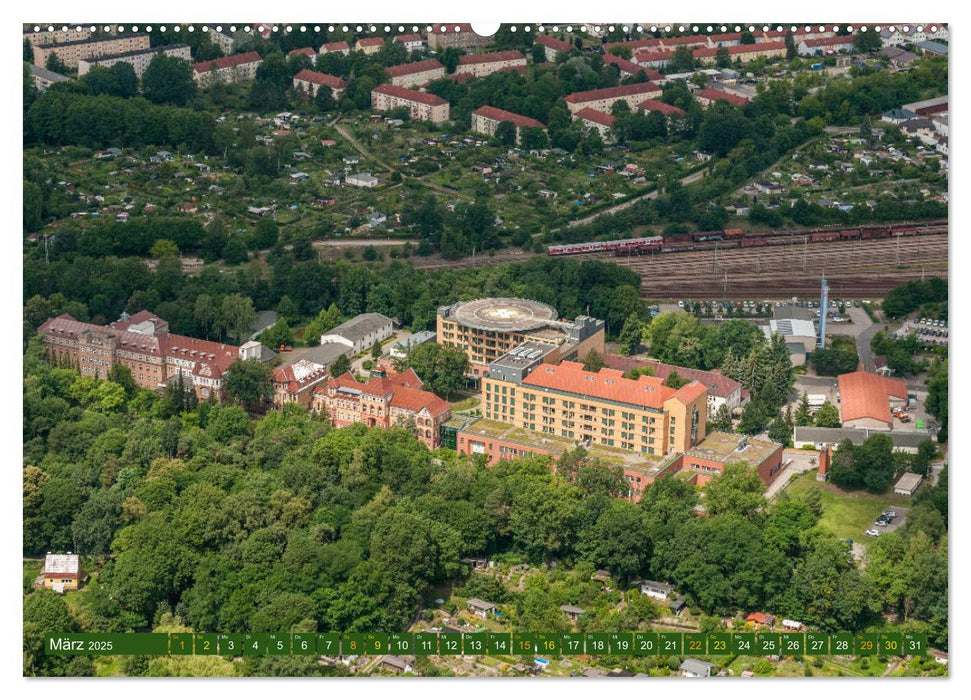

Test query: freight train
[544,221,946,257]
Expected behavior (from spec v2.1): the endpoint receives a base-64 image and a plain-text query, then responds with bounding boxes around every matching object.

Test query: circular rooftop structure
[450,297,558,332]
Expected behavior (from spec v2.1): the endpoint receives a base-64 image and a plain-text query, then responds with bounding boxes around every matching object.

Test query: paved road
[565,167,709,228]
[312,238,407,248]
[334,121,396,173]
[847,306,882,372]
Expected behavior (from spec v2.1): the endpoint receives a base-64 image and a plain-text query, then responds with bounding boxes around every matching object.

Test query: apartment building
[693,40,788,65]
[292,69,347,99]
[24,62,69,91]
[33,33,150,69]
[455,50,527,78]
[393,33,425,52]
[386,58,445,88]
[637,99,687,117]
[426,23,492,51]
[319,40,351,55]
[604,355,744,414]
[564,82,662,114]
[312,368,451,450]
[471,105,545,145]
[24,26,102,45]
[695,88,750,109]
[436,297,605,380]
[534,34,573,62]
[572,107,615,139]
[78,44,191,79]
[193,51,263,86]
[271,359,330,408]
[371,84,450,123]
[797,36,856,56]
[38,310,245,401]
[482,350,708,457]
[356,37,385,54]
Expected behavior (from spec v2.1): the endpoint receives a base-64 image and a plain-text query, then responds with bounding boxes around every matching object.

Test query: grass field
[783,471,912,541]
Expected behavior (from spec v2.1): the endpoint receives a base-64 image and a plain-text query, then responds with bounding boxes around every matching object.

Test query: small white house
[346,172,379,188]
[319,313,394,355]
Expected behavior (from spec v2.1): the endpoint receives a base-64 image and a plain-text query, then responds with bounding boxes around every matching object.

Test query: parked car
[865,529,881,537]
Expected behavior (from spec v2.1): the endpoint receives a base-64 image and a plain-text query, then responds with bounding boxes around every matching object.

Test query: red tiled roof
[288,47,316,58]
[604,37,664,52]
[803,35,856,48]
[661,34,711,47]
[746,612,767,624]
[565,81,661,104]
[604,355,739,398]
[390,386,451,416]
[708,32,743,43]
[293,69,347,89]
[838,371,908,425]
[473,105,545,129]
[320,41,350,52]
[634,50,673,63]
[386,58,444,77]
[164,334,238,378]
[394,34,423,43]
[357,37,385,47]
[574,107,615,127]
[602,53,644,75]
[522,361,676,409]
[638,99,687,116]
[458,51,525,66]
[696,88,749,107]
[535,35,573,52]
[372,83,448,106]
[194,51,262,74]
[272,361,330,393]
[575,107,617,128]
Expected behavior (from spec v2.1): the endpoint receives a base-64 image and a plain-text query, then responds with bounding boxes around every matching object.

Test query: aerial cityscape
[22,21,948,679]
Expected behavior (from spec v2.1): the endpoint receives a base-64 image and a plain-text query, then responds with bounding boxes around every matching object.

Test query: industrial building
[837,370,909,430]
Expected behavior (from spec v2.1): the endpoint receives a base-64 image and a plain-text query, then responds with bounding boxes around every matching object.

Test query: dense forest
[22,334,949,677]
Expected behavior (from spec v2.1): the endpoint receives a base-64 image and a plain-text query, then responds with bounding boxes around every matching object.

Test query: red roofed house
[371,84,450,123]
[393,34,425,52]
[564,82,662,114]
[638,99,687,117]
[288,47,317,59]
[695,88,750,109]
[272,359,331,408]
[40,552,81,593]
[572,107,615,139]
[293,69,347,99]
[426,23,492,51]
[604,355,743,413]
[319,40,351,56]
[386,58,446,88]
[633,50,673,69]
[313,368,451,449]
[355,36,386,54]
[798,35,857,56]
[602,52,647,78]
[455,51,527,78]
[535,34,573,62]
[837,371,909,430]
[39,310,242,401]
[471,105,545,145]
[194,51,263,86]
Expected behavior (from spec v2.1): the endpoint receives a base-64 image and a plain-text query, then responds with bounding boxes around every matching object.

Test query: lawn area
[450,396,480,412]
[783,471,913,541]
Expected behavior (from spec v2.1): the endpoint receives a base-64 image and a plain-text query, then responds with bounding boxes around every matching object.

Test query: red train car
[811,231,841,243]
[861,228,891,240]
[741,237,767,248]
[838,228,860,240]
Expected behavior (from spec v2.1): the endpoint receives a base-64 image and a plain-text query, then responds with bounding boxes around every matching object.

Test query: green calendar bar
[757,633,780,656]
[684,633,706,656]
[707,633,731,656]
[487,632,511,655]
[45,633,169,656]
[194,634,218,655]
[608,632,633,656]
[856,633,878,656]
[243,633,268,656]
[342,633,366,656]
[536,632,561,656]
[658,632,682,655]
[879,632,903,657]
[439,633,462,655]
[903,633,927,656]
[267,633,290,655]
[292,633,315,655]
[170,633,193,655]
[462,633,486,655]
[831,633,854,656]
[364,633,389,655]
[513,632,537,656]
[316,633,340,656]
[806,632,829,656]
[389,633,415,655]
[732,633,755,655]
[633,632,658,656]
[585,633,609,655]
[414,632,438,655]
[781,633,805,656]
[561,633,585,655]
[218,633,242,656]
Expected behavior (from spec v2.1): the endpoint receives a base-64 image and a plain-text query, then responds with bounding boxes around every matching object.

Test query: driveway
[765,450,820,500]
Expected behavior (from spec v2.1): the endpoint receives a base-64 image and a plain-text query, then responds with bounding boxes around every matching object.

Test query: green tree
[495,121,517,146]
[580,500,651,582]
[329,354,351,377]
[217,293,257,343]
[259,319,295,349]
[813,401,841,428]
[663,370,689,389]
[141,54,197,105]
[618,313,644,355]
[405,343,469,400]
[45,52,68,74]
[703,462,766,517]
[582,349,605,372]
[150,239,179,259]
[223,359,273,409]
[794,393,813,426]
[370,340,383,360]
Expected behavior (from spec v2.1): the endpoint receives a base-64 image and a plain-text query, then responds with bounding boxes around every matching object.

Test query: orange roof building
[564,81,662,113]
[838,371,909,429]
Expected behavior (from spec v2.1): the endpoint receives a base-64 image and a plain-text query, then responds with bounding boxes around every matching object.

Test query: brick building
[837,370,909,430]
[292,69,347,99]
[33,33,150,69]
[271,359,331,408]
[436,298,604,381]
[386,58,445,88]
[426,24,492,51]
[534,34,573,62]
[694,41,787,64]
[455,50,527,78]
[677,431,784,486]
[471,105,545,145]
[371,84,450,123]
[78,44,191,79]
[38,310,243,401]
[564,82,662,114]
[313,368,451,449]
[194,51,263,86]
[604,355,744,414]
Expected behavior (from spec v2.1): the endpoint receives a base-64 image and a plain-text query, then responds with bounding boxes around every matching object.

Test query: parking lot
[865,506,909,538]
[893,318,949,347]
